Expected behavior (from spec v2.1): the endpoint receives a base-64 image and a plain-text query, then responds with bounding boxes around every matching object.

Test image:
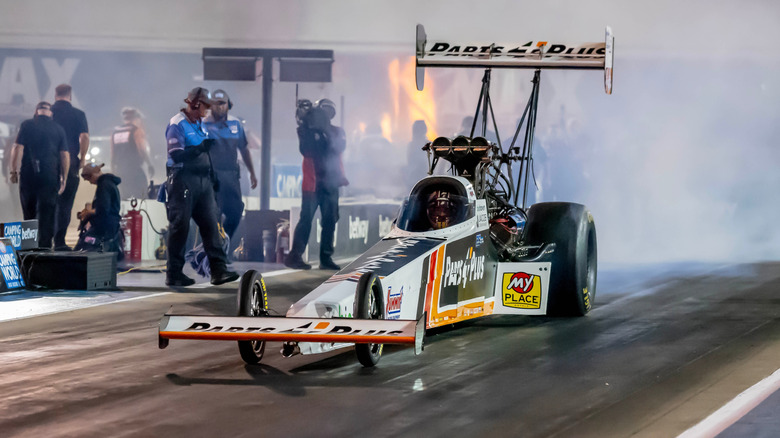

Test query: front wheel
[354,272,385,367]
[237,270,269,364]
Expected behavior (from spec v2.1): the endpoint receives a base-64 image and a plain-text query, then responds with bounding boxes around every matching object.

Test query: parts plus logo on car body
[502,272,542,309]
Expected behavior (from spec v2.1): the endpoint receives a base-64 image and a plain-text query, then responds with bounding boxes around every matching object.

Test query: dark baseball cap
[36,101,52,110]
[212,89,230,103]
[186,87,214,106]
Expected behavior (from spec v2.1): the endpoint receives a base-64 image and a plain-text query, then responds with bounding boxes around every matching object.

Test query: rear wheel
[237,270,269,364]
[354,272,385,367]
[523,202,597,316]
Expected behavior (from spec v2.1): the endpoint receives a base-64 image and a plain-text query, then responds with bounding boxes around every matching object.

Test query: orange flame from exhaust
[388,57,438,142]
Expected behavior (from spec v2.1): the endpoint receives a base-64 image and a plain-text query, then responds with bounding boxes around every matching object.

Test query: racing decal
[425,41,606,59]
[502,272,542,309]
[386,286,403,320]
[439,237,486,307]
[326,237,441,282]
[493,262,551,315]
[422,233,496,328]
[475,234,484,248]
[160,315,419,345]
[475,200,488,228]
[443,248,485,289]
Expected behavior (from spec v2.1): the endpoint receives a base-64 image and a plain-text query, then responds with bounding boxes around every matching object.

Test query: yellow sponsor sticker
[502,272,542,309]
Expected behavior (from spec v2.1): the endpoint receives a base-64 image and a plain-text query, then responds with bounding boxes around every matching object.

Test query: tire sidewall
[524,202,596,316]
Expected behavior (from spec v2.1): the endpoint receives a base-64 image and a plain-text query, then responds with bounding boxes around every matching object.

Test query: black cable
[137,208,165,236]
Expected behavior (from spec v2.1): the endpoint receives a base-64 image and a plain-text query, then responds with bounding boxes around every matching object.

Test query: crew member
[74,163,123,258]
[285,98,348,270]
[9,101,69,249]
[202,89,257,242]
[111,107,155,199]
[164,87,238,287]
[51,84,89,250]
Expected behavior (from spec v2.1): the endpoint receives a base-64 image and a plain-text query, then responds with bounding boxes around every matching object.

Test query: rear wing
[415,24,614,94]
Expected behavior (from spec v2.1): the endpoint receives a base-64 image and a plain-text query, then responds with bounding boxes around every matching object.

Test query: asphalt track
[2,261,780,438]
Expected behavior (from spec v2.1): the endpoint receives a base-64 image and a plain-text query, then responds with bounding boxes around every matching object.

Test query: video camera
[295,99,330,131]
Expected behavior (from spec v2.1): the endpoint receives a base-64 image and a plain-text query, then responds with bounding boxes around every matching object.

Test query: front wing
[159,313,426,355]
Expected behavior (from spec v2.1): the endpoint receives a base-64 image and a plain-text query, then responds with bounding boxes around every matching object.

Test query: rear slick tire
[354,272,385,367]
[523,202,597,316]
[237,270,269,364]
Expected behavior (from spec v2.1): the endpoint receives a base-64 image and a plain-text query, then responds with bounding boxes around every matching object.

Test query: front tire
[237,270,269,364]
[354,272,385,367]
[523,202,597,316]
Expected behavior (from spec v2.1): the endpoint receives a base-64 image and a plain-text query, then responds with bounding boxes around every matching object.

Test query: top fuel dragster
[159,24,614,367]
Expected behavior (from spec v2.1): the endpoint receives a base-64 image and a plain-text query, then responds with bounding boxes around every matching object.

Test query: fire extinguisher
[122,197,143,263]
[276,220,290,264]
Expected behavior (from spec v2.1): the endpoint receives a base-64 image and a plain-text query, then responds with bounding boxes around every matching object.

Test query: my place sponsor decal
[502,272,542,309]
[386,286,403,320]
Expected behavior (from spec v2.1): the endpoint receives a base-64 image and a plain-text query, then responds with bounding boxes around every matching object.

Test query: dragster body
[159,24,611,367]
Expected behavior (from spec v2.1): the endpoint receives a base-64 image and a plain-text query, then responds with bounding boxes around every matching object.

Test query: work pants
[290,186,339,263]
[165,169,228,276]
[54,161,79,247]
[214,169,244,241]
[19,178,58,249]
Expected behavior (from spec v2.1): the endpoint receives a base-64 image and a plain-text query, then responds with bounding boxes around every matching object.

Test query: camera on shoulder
[296,99,329,131]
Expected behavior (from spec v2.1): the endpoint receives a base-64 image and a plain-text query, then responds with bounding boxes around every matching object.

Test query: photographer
[285,98,348,270]
[164,87,238,287]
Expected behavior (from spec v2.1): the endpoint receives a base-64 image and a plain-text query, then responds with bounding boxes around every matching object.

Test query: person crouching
[75,163,123,259]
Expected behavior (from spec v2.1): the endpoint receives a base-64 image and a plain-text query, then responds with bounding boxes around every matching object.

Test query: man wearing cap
[51,84,89,251]
[8,101,69,249]
[164,87,238,287]
[202,89,257,243]
[75,163,123,257]
[111,107,155,199]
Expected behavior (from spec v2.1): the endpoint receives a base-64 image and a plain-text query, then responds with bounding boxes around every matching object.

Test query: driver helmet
[427,190,456,230]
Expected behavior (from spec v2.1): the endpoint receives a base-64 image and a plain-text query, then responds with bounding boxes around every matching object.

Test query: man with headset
[164,87,238,287]
[202,89,257,244]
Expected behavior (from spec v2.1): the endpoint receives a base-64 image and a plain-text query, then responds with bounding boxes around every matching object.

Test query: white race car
[159,25,614,367]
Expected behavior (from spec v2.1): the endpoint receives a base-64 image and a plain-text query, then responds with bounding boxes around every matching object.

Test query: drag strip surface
[1,262,780,437]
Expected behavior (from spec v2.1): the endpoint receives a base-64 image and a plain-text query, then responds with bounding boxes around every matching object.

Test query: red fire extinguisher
[122,198,143,263]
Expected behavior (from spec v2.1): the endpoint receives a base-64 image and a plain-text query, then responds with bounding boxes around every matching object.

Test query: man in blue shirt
[202,89,257,243]
[164,87,238,287]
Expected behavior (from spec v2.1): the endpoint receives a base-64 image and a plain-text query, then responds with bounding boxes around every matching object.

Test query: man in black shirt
[9,101,70,249]
[51,83,89,250]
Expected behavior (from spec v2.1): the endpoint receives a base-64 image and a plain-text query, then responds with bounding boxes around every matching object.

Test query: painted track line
[0,292,171,324]
[0,268,301,323]
[678,367,780,438]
